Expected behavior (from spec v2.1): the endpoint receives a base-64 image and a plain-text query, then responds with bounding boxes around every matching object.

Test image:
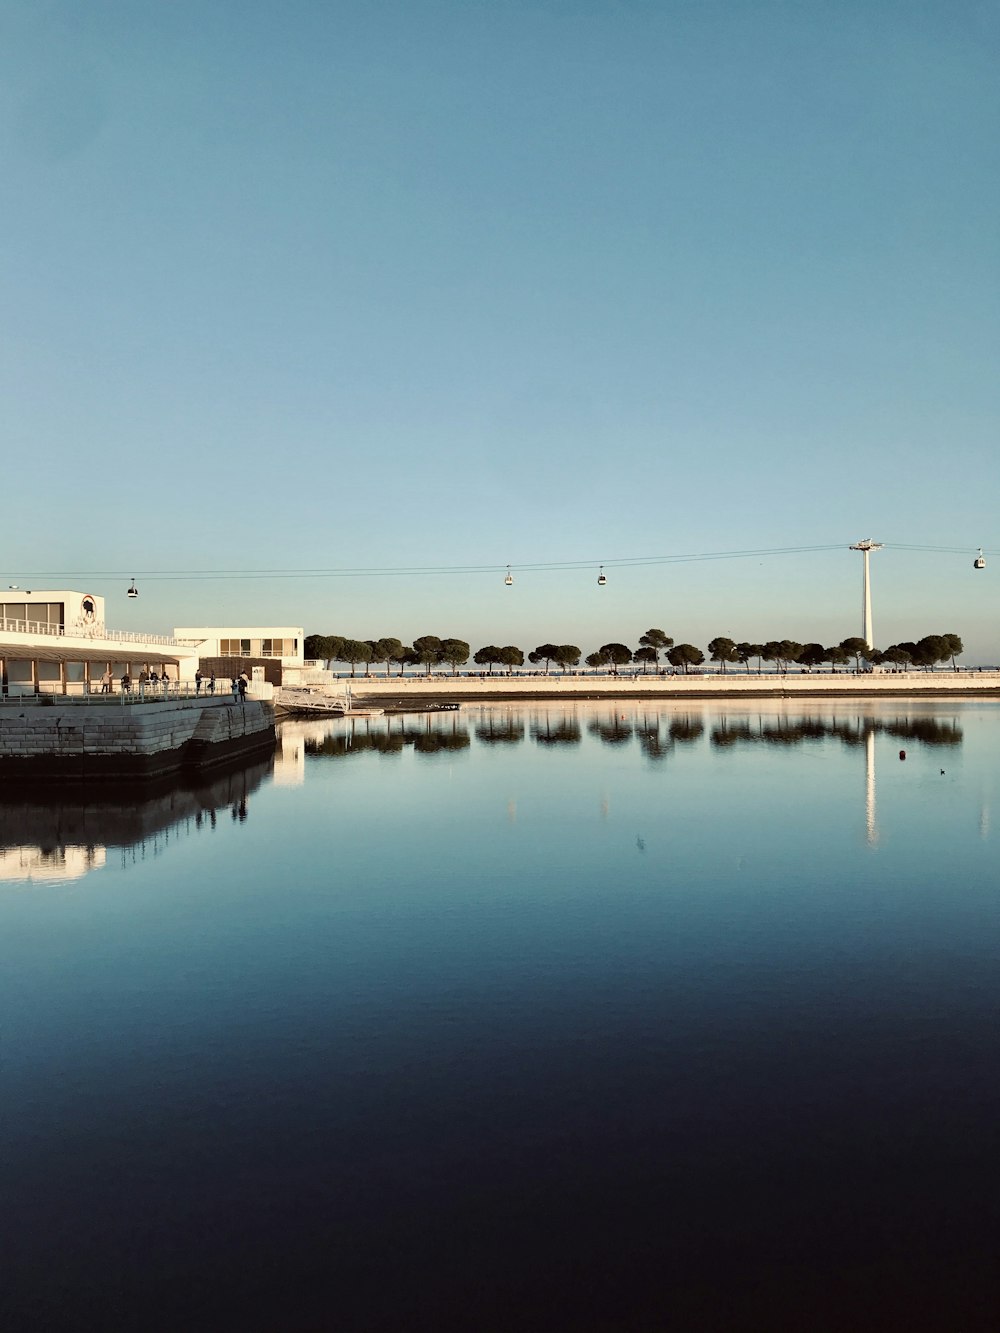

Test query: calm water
[2,700,998,1330]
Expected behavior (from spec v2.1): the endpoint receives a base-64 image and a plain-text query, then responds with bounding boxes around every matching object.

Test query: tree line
[303,629,965,677]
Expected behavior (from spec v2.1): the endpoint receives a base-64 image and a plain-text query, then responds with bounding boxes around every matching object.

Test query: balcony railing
[0,618,180,647]
[1,682,258,706]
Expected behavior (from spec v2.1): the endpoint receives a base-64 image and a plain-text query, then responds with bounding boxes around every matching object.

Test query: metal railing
[0,682,253,706]
[0,617,180,646]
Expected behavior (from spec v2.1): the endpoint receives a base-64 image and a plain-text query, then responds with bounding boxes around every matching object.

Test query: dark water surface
[2,700,998,1330]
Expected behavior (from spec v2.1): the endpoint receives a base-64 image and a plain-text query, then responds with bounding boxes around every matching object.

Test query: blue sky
[3,1,997,658]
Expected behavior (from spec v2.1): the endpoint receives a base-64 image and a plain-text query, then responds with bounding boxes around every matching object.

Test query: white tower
[849,539,882,649]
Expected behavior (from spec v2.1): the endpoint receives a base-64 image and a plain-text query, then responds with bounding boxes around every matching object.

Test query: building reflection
[0,843,106,883]
[273,718,339,786]
[0,752,273,885]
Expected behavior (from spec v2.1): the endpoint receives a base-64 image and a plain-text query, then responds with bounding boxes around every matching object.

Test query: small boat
[386,701,461,714]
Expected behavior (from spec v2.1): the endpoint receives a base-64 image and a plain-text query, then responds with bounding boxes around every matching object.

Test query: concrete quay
[0,697,276,780]
[340,670,1000,705]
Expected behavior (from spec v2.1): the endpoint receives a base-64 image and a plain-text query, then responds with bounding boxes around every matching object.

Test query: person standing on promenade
[195,669,202,695]
[101,667,112,693]
[208,672,216,695]
[238,675,248,704]
[231,677,240,702]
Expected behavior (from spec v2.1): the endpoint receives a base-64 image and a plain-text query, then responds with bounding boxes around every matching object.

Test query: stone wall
[0,698,275,778]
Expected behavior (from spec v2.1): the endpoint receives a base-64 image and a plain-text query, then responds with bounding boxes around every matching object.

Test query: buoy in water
[899,750,906,760]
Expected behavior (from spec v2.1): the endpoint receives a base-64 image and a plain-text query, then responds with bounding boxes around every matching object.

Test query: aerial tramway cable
[5,541,994,586]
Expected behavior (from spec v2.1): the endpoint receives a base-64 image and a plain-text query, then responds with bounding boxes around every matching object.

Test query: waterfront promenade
[341,669,1000,704]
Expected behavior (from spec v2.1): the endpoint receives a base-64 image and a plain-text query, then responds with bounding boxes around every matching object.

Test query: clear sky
[3,1,998,659]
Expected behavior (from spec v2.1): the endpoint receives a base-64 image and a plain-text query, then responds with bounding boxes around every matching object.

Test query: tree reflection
[588,717,634,745]
[304,719,471,758]
[530,714,582,745]
[709,717,963,749]
[669,717,705,743]
[475,714,525,744]
[299,709,963,765]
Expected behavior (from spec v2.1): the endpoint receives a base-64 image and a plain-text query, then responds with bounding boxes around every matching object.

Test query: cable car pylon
[849,539,882,648]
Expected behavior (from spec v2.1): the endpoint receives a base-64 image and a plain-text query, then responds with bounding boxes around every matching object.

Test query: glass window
[241,639,251,655]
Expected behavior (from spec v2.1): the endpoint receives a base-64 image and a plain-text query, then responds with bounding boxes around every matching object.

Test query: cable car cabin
[974,550,986,570]
[127,579,139,598]
[505,567,513,586]
[597,568,607,586]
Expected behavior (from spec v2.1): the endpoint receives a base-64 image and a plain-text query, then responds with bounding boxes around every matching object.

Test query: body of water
[2,700,998,1330]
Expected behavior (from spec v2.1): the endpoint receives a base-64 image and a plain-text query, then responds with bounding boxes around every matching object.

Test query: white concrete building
[1,590,198,696]
[173,626,304,668]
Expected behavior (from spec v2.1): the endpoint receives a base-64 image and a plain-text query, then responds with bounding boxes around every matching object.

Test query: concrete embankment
[341,670,1000,706]
[0,697,276,780]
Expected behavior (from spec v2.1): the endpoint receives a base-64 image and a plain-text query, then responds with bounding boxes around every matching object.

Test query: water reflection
[304,713,471,758]
[0,703,972,885]
[0,753,273,884]
[291,703,969,856]
[475,717,525,745]
[295,705,963,759]
[3,701,997,1327]
[530,716,581,745]
[709,715,962,748]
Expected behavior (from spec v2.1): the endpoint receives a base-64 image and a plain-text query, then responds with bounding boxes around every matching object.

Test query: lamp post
[849,539,882,649]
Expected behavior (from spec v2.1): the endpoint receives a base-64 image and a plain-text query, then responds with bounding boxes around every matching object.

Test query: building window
[0,601,64,629]
[262,638,292,656]
[219,638,252,656]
